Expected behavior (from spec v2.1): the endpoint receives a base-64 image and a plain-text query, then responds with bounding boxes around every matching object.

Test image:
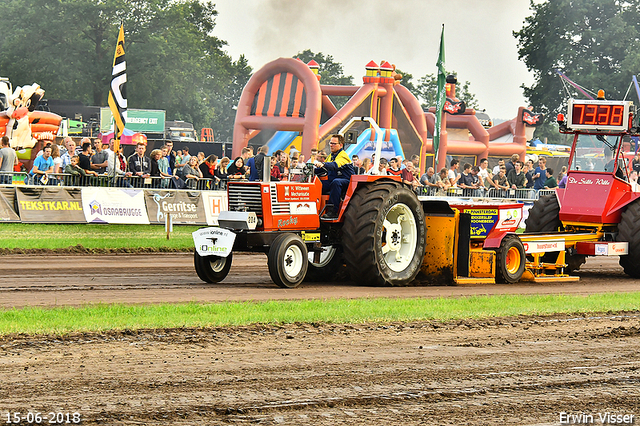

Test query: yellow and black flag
[108,24,127,153]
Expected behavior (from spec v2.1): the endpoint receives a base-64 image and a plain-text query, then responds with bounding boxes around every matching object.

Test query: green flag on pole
[434,24,446,168]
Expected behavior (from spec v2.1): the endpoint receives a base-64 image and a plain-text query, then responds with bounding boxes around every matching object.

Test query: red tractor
[193,173,429,288]
[193,118,428,288]
[525,94,639,275]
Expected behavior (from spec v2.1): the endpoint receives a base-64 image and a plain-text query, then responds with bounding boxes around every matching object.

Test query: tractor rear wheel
[342,181,426,286]
[495,235,526,283]
[194,252,233,283]
[268,233,309,288]
[618,200,640,277]
[525,194,561,232]
[525,193,586,273]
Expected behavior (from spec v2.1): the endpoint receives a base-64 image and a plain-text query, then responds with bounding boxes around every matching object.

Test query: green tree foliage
[514,0,640,142]
[412,72,479,111]
[0,0,251,135]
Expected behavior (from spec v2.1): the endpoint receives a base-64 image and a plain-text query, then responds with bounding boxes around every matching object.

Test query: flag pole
[108,24,127,179]
[434,24,446,169]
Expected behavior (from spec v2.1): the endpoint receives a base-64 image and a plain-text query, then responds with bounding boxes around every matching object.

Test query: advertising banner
[201,191,228,226]
[0,188,20,222]
[462,208,499,238]
[16,187,85,223]
[145,189,207,225]
[82,187,149,224]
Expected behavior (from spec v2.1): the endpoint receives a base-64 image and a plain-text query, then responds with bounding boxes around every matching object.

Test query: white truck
[165,120,197,143]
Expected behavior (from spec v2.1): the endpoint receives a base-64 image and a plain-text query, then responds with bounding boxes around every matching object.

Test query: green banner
[100,108,166,133]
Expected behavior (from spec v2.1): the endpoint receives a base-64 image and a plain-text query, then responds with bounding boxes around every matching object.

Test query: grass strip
[0,223,200,250]
[1,292,639,336]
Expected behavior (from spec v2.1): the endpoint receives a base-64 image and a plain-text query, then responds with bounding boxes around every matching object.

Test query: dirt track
[1,254,639,425]
[0,253,639,308]
[1,314,639,425]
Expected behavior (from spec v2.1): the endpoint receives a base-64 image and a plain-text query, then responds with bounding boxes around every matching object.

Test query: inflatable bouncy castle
[232,58,543,172]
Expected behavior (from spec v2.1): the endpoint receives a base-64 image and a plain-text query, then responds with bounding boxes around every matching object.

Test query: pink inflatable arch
[232,58,322,158]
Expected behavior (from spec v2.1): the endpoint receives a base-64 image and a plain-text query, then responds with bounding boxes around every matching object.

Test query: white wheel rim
[284,244,304,278]
[381,203,418,272]
[209,257,226,273]
[309,246,336,267]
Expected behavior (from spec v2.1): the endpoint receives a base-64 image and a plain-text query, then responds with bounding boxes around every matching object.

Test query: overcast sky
[214,0,535,120]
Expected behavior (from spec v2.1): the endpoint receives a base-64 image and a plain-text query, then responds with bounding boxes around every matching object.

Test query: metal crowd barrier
[1,169,556,202]
[536,189,557,198]
[415,185,543,202]
[0,171,226,191]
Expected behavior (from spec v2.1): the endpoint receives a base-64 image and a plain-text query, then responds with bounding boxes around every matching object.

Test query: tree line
[16,0,620,142]
[515,0,640,143]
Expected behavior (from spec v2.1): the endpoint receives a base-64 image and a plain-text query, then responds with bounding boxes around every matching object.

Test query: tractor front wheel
[342,181,426,286]
[194,252,233,283]
[268,233,309,288]
[618,200,640,277]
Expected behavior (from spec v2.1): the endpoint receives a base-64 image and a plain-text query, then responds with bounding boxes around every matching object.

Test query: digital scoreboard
[567,99,632,132]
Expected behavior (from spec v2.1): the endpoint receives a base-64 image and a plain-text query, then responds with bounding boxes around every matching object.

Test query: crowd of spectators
[0,136,228,189]
[2,137,634,199]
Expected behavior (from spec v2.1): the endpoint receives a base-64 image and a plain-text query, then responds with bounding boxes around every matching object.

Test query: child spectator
[65,155,97,185]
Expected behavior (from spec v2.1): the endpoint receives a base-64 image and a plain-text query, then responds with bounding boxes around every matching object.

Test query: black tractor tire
[268,233,309,288]
[618,200,640,277]
[495,235,526,283]
[525,193,586,273]
[342,181,426,286]
[305,245,347,282]
[525,194,561,233]
[194,251,233,283]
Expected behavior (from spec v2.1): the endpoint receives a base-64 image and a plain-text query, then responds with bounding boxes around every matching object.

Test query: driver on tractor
[314,134,354,219]
[604,148,625,179]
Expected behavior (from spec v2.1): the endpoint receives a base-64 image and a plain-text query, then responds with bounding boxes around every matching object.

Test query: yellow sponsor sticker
[301,232,320,242]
